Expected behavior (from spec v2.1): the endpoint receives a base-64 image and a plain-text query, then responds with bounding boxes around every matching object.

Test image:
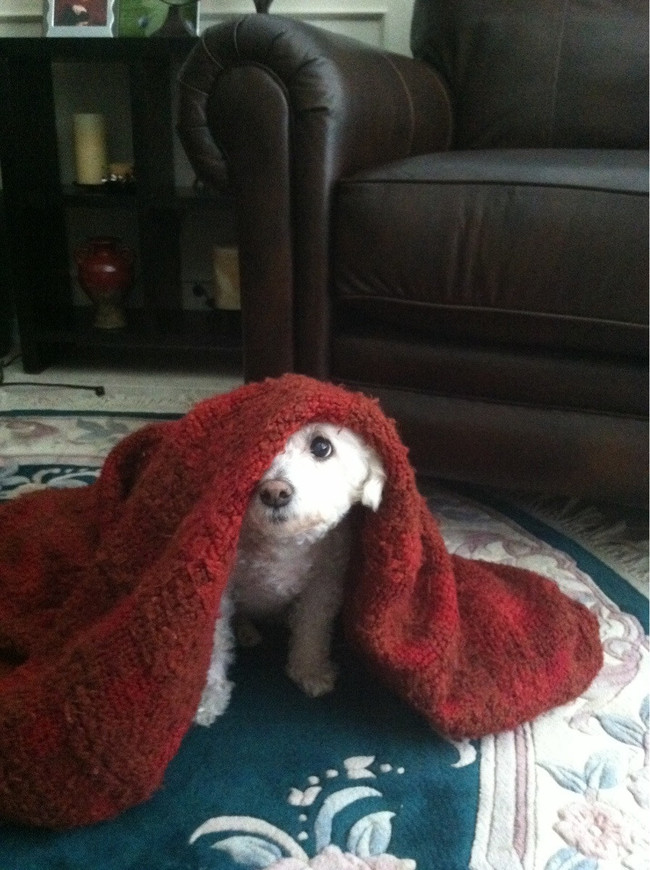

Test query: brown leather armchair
[177,0,648,505]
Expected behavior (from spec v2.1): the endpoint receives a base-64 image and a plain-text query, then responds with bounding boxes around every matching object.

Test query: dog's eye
[310,436,333,460]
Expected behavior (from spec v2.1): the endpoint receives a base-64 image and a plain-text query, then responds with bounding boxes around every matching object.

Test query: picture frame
[44,0,116,36]
[116,1,199,38]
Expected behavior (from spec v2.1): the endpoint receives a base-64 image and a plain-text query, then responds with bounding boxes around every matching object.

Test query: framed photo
[44,0,115,36]
[116,1,199,38]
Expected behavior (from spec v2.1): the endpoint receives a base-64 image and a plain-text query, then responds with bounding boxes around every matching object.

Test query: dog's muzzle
[258,478,294,510]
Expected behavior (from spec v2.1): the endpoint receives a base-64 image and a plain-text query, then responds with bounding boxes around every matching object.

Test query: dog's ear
[360,452,386,511]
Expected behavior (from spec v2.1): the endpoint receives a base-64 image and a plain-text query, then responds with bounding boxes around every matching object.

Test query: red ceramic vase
[74,236,135,330]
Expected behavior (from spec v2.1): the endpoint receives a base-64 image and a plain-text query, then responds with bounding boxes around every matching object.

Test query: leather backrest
[411,0,649,149]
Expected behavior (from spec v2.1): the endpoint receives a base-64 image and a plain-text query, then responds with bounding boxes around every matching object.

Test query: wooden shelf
[25,307,243,373]
[60,185,235,210]
[35,307,242,354]
[0,37,196,62]
[61,185,137,207]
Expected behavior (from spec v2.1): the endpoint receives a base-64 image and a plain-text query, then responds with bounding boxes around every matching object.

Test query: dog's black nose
[259,479,294,509]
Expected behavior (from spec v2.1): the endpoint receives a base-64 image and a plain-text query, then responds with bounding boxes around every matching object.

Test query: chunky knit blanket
[0,375,602,829]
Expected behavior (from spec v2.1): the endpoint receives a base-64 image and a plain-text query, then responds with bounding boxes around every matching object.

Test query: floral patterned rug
[0,412,647,870]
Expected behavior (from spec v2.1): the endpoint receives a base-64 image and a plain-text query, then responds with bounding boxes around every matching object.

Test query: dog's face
[244,423,385,539]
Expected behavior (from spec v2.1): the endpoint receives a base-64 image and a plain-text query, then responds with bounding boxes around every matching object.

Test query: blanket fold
[0,375,602,828]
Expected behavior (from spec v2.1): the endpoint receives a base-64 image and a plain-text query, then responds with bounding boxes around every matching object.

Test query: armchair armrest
[178,15,451,189]
[177,15,452,379]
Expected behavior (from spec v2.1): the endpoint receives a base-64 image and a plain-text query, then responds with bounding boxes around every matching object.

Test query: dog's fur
[194,423,385,726]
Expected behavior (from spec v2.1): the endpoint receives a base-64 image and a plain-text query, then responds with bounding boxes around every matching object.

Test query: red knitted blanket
[0,375,602,828]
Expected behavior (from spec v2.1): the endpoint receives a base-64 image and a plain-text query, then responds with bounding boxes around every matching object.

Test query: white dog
[194,423,385,726]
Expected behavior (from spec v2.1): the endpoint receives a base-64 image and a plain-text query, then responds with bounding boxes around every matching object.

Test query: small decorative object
[43,0,115,36]
[73,113,107,186]
[116,0,199,37]
[102,161,136,191]
[74,236,134,330]
[210,246,241,310]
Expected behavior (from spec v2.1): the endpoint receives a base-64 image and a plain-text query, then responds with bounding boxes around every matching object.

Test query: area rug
[0,410,647,870]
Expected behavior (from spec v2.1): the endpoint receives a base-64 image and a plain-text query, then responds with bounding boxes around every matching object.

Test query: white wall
[0,0,415,53]
[0,1,44,36]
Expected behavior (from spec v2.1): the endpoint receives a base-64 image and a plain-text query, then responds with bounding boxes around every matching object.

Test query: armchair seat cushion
[334,149,648,360]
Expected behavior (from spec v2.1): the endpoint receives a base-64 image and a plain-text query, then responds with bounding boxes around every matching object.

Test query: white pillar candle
[211,246,241,310]
[73,113,107,185]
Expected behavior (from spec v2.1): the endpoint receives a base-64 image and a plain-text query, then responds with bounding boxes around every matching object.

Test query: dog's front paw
[286,660,338,698]
[235,616,263,648]
[194,679,234,727]
[194,705,219,728]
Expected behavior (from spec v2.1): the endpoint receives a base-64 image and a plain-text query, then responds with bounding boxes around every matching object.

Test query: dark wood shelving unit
[0,37,240,373]
[33,307,242,351]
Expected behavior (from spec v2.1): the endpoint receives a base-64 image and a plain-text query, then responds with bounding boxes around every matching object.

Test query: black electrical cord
[0,355,105,396]
[2,379,105,396]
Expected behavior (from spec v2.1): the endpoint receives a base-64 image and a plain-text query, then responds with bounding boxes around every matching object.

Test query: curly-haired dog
[194,423,385,726]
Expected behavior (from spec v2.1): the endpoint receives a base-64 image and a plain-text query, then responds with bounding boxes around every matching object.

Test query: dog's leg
[285,532,348,697]
[194,598,235,726]
[234,613,263,648]
[286,580,342,697]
